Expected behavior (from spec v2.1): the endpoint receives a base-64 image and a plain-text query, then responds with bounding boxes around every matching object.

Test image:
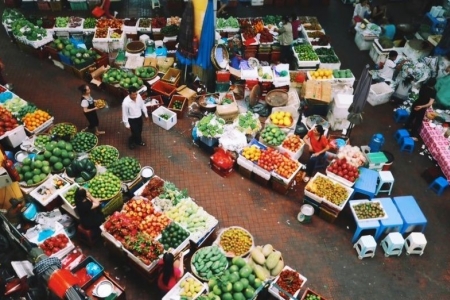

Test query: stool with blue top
[353,168,378,199]
[375,197,404,240]
[368,133,385,153]
[427,176,449,196]
[394,129,410,144]
[352,218,381,244]
[394,109,409,123]
[393,196,427,234]
[400,137,415,153]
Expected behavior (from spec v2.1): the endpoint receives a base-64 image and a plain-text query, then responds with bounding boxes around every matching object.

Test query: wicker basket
[72,132,98,153]
[48,122,78,141]
[135,66,158,81]
[101,191,124,216]
[125,41,145,53]
[89,145,120,167]
[266,90,289,107]
[19,174,50,188]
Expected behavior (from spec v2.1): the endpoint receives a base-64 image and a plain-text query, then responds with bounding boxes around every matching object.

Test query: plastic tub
[382,151,394,170]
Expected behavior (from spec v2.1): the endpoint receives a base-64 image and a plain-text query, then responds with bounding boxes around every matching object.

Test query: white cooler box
[367,82,394,106]
[354,32,375,51]
[331,94,353,119]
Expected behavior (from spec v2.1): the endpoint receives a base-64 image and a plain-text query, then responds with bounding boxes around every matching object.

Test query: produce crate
[71,256,104,289]
[162,273,206,300]
[168,95,187,119]
[268,266,307,300]
[61,184,80,218]
[152,80,177,99]
[161,68,181,86]
[31,175,71,208]
[301,288,328,300]
[69,1,88,10]
[369,41,389,64]
[152,106,177,130]
[58,53,72,65]
[326,167,356,187]
[367,82,394,106]
[270,176,294,195]
[304,172,354,211]
[277,135,305,161]
[100,225,122,248]
[238,162,253,179]
[101,192,124,216]
[123,247,161,272]
[253,164,271,186]
[349,199,389,222]
[216,70,231,82]
[176,85,197,105]
[25,117,54,136]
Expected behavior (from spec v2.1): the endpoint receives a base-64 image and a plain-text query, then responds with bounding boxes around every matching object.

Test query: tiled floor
[2,0,450,299]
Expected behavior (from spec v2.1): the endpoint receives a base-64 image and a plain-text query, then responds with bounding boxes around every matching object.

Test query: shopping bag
[92,6,105,18]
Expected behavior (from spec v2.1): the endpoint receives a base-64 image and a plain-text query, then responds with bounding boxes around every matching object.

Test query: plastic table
[392,196,427,234]
[374,197,403,240]
[353,167,378,199]
[349,200,381,243]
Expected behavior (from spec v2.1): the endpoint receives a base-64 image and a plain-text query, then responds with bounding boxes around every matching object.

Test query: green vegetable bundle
[161,24,179,36]
[197,114,225,138]
[235,111,262,135]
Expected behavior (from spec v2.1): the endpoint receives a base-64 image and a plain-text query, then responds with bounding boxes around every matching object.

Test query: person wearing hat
[302,125,330,183]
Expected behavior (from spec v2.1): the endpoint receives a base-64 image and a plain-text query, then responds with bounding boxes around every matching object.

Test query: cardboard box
[168,95,187,119]
[90,65,110,87]
[301,80,332,103]
[176,85,197,105]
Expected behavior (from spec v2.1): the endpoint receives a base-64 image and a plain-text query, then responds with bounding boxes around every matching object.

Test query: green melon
[32,169,41,176]
[22,157,31,166]
[34,161,43,169]
[53,148,62,157]
[49,156,59,164]
[54,162,64,171]
[44,151,52,159]
[24,172,33,180]
[57,141,66,149]
[33,175,41,184]
[62,158,72,167]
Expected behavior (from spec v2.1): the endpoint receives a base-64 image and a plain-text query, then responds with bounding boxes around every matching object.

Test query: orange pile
[22,110,51,132]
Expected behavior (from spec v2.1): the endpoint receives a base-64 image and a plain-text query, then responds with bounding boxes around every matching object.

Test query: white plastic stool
[353,235,377,259]
[404,232,427,256]
[376,171,395,195]
[152,0,161,9]
[381,232,405,257]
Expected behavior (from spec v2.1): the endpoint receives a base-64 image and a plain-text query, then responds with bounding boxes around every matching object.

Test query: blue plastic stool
[352,218,381,243]
[428,176,449,196]
[394,129,409,144]
[400,137,414,153]
[394,109,409,123]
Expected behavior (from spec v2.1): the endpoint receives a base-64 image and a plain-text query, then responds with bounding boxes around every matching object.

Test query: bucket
[369,133,384,153]
[382,151,394,171]
[297,204,314,224]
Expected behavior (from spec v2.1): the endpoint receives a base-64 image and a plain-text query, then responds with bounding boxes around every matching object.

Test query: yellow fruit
[319,71,324,76]
[273,119,279,125]
[285,112,292,118]
[283,117,291,126]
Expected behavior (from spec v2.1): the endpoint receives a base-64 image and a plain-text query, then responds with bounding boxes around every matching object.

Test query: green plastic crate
[70,1,88,10]
[367,152,388,170]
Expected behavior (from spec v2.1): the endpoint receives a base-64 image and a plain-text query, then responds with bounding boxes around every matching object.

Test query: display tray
[215,226,254,258]
[304,172,354,211]
[123,247,161,272]
[30,174,71,207]
[268,266,307,300]
[24,117,54,135]
[37,231,75,260]
[190,246,228,281]
[162,272,206,300]
[349,199,389,222]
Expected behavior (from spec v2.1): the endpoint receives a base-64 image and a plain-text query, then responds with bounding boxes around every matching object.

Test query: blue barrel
[369,133,385,153]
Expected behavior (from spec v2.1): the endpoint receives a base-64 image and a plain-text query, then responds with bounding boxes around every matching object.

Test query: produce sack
[92,6,105,18]
[211,148,234,170]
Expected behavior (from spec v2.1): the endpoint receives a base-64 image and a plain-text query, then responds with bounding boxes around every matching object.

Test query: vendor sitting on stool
[302,125,330,183]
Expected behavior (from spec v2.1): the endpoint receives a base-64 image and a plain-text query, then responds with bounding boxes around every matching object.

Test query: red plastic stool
[76,224,100,247]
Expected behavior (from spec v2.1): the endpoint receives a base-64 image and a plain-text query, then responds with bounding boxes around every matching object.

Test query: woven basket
[125,41,145,53]
[19,174,50,188]
[89,145,120,167]
[72,132,99,153]
[266,90,289,107]
[48,122,78,141]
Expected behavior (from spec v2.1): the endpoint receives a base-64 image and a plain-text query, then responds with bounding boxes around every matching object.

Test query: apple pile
[257,148,284,172]
[0,107,19,136]
[122,198,155,222]
[281,135,304,153]
[327,158,360,182]
[39,233,70,256]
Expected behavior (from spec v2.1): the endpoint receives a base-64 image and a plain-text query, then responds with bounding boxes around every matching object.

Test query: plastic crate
[367,82,394,106]
[216,81,231,93]
[161,68,181,86]
[216,70,231,82]
[152,80,177,98]
[69,1,88,10]
[58,53,72,65]
[71,256,104,289]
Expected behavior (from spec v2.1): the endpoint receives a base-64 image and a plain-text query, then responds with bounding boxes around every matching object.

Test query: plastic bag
[211,148,234,170]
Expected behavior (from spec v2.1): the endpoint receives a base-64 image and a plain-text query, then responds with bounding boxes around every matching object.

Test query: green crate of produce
[69,1,88,10]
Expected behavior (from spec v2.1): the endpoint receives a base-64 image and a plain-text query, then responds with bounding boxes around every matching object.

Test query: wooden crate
[319,206,338,223]
[73,64,96,80]
[168,95,187,119]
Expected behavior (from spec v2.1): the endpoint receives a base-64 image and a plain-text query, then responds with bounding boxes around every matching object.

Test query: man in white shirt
[375,50,408,84]
[122,86,149,149]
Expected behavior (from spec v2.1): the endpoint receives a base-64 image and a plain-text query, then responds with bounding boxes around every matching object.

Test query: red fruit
[45,250,52,256]
[349,176,355,182]
[53,247,60,253]
[338,171,344,177]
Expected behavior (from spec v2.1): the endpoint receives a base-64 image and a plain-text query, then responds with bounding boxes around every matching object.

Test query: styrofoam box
[240,68,258,79]
[100,224,123,248]
[319,61,341,70]
[38,232,75,260]
[137,18,152,32]
[273,64,290,85]
[0,125,27,148]
[367,82,394,106]
[271,161,303,185]
[327,111,351,131]
[277,134,305,160]
[369,42,389,64]
[349,199,389,222]
[304,172,354,210]
[251,0,264,6]
[253,164,271,180]
[237,155,254,172]
[152,106,177,130]
[60,184,80,218]
[332,93,353,118]
[123,247,161,271]
[354,32,374,51]
[134,175,164,196]
[258,66,274,82]
[162,272,207,300]
[268,266,307,300]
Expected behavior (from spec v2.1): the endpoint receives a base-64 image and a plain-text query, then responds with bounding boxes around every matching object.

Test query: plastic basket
[71,256,104,289]
[70,1,88,10]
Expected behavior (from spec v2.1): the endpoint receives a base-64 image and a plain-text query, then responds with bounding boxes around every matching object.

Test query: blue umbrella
[195,0,215,70]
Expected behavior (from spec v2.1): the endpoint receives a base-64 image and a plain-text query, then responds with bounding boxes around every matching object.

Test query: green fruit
[239,266,252,278]
[229,273,239,284]
[232,257,246,268]
[36,154,45,161]
[222,282,233,293]
[222,293,233,300]
[34,161,43,169]
[232,292,245,300]
[44,151,52,159]
[27,179,34,186]
[54,162,64,171]
[24,172,33,180]
[62,158,72,167]
[33,175,41,183]
[39,173,47,180]
[212,285,222,296]
[65,144,73,151]
[233,282,244,293]
[33,169,41,176]
[22,157,31,165]
[239,278,249,289]
[244,287,256,299]
[49,156,59,164]
[248,274,255,285]
[57,141,66,149]
[45,143,55,152]
[253,278,262,288]
[42,166,51,174]
[229,265,239,273]
[22,165,30,173]
[42,161,50,166]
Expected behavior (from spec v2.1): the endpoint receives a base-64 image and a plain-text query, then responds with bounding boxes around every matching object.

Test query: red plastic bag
[92,6,105,18]
[211,148,234,170]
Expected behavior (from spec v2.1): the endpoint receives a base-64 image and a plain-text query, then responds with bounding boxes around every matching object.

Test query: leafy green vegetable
[197,114,225,138]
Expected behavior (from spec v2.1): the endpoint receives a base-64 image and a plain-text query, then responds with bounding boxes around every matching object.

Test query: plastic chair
[77,224,100,247]
[376,171,395,195]
[404,232,427,256]
[394,109,409,123]
[353,235,377,259]
[394,129,409,144]
[381,232,405,257]
[400,137,414,153]
[428,176,449,196]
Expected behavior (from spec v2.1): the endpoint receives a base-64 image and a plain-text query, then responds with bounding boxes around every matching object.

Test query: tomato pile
[0,107,19,136]
[281,135,304,153]
[257,148,284,172]
[327,158,360,183]
[39,233,69,256]
[276,269,304,299]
